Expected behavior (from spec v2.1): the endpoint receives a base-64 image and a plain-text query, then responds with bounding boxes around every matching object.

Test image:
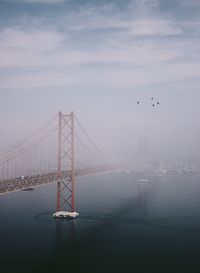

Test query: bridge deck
[0,166,121,195]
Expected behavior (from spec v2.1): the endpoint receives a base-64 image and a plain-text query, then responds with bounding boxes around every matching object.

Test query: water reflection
[55,218,77,249]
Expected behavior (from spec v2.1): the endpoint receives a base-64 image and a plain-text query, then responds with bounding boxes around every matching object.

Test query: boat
[137,179,148,183]
[53,211,79,219]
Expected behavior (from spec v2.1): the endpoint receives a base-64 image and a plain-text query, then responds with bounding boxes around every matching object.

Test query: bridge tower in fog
[0,110,118,213]
[57,111,75,212]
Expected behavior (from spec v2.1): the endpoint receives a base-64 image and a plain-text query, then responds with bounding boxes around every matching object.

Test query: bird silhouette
[136,98,160,107]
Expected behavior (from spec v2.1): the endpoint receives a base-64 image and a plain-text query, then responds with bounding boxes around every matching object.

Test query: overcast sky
[0,0,200,161]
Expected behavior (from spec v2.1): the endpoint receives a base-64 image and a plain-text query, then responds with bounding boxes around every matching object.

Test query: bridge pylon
[56,111,76,215]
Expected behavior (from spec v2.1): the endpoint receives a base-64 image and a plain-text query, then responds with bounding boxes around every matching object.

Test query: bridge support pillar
[56,111,76,213]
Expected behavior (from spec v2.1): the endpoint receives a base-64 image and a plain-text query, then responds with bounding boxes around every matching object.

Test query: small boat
[137,179,148,183]
[53,211,79,219]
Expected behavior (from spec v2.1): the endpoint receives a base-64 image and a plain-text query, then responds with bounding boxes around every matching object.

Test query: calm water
[1,172,200,273]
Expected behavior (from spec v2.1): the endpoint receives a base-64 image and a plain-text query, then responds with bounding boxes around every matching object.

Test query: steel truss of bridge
[0,166,122,196]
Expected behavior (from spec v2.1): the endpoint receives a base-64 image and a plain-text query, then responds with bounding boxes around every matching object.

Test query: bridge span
[0,166,122,196]
[0,111,126,213]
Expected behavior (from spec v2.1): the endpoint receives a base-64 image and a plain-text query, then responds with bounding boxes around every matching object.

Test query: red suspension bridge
[0,112,122,214]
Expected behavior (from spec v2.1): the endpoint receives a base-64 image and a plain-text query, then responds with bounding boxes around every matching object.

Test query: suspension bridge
[0,111,123,215]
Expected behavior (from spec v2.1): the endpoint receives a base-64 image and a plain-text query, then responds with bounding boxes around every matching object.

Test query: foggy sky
[0,0,200,163]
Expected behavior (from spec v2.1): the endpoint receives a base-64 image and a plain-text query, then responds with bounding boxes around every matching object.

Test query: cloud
[65,1,179,37]
[0,0,199,91]
[129,19,182,35]
[180,0,200,8]
[1,53,200,89]
[0,24,185,76]
[3,0,65,4]
[0,28,65,51]
[135,0,160,16]
[70,18,182,36]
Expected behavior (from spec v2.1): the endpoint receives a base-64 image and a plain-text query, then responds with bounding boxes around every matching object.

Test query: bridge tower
[56,111,76,214]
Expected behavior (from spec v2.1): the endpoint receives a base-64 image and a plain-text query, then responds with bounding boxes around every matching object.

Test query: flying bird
[136,98,160,107]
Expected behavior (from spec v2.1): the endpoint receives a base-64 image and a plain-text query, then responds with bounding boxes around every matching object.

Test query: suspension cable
[75,133,102,160]
[74,115,104,157]
[0,114,57,156]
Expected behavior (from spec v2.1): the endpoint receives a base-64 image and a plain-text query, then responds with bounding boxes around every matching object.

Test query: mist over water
[1,172,200,273]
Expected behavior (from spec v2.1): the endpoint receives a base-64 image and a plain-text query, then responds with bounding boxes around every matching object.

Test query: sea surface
[1,172,200,273]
